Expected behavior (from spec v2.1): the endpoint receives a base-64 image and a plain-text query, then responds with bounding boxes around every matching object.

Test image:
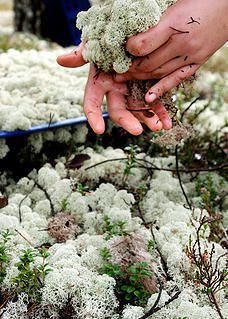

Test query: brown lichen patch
[151,123,194,147]
[109,231,157,294]
[48,212,82,243]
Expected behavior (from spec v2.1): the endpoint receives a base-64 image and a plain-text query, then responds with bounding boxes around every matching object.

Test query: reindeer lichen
[77,0,177,73]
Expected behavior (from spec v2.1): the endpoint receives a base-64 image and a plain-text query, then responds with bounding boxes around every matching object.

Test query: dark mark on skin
[137,59,143,67]
[181,70,185,73]
[184,56,188,61]
[187,17,200,25]
[144,111,155,118]
[169,26,190,35]
[94,68,102,80]
[126,107,155,118]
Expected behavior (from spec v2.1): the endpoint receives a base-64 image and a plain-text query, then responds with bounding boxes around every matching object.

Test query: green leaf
[129,275,139,282]
[128,267,137,274]
[121,285,129,291]
[142,270,153,277]
[125,293,132,301]
[140,261,148,268]
[134,290,141,298]
[126,286,135,293]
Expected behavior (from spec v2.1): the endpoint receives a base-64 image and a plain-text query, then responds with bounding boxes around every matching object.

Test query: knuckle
[185,37,199,53]
[177,66,193,81]
[133,38,149,56]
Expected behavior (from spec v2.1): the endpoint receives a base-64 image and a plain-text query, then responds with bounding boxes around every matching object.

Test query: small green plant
[0,230,15,283]
[98,247,125,279]
[195,174,224,215]
[11,247,52,303]
[147,239,156,251]
[102,216,129,240]
[125,262,154,305]
[122,144,141,186]
[195,174,225,242]
[185,217,227,319]
[76,183,89,196]
[98,248,153,307]
[136,185,147,203]
[61,198,69,212]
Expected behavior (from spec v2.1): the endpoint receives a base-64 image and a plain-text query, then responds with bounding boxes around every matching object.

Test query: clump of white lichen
[77,0,177,73]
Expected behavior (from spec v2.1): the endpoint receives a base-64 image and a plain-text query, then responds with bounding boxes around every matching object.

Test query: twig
[137,204,147,225]
[34,182,55,217]
[48,113,55,129]
[0,288,17,311]
[84,157,228,173]
[175,145,192,209]
[186,217,227,319]
[85,157,127,170]
[139,290,181,319]
[139,278,163,319]
[209,140,227,158]
[180,96,200,122]
[15,229,34,247]
[18,184,36,223]
[150,224,173,281]
[18,180,55,222]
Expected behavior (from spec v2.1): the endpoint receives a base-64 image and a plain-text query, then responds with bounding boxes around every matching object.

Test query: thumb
[57,42,87,68]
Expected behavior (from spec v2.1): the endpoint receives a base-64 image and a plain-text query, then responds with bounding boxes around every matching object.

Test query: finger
[128,38,180,73]
[136,110,163,132]
[84,65,106,134]
[151,100,172,130]
[88,69,129,95]
[147,57,189,79]
[126,10,173,56]
[115,72,148,82]
[145,64,201,104]
[127,97,163,132]
[138,55,208,79]
[57,42,87,68]
[106,92,143,136]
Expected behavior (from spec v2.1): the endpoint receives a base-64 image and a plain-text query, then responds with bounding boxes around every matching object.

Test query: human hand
[115,0,228,104]
[57,45,172,135]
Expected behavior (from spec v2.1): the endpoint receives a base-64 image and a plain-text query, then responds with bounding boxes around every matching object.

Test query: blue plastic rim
[0,113,109,139]
[0,1,97,139]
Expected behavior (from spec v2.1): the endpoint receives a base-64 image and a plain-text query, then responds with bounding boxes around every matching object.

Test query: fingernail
[147,92,156,103]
